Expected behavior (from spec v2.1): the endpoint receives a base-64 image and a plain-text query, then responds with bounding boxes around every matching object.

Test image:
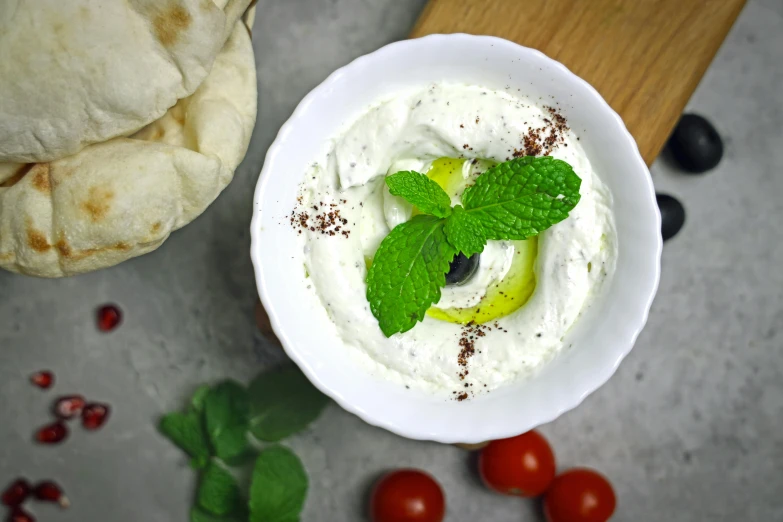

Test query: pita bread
[0,0,252,163]
[0,21,257,278]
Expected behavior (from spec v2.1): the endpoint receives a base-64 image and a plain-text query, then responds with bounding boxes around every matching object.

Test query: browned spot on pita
[55,238,72,258]
[0,252,14,262]
[153,5,192,47]
[82,187,115,222]
[27,227,51,253]
[31,164,51,193]
[0,164,34,188]
[55,235,131,261]
[151,222,163,234]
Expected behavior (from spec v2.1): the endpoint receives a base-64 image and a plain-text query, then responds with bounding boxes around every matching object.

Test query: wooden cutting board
[411,0,746,165]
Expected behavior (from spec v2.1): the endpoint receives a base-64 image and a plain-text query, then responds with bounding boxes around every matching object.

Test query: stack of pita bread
[0,0,258,277]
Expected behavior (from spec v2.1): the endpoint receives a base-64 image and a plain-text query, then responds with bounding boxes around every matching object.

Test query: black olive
[667,114,723,173]
[656,194,685,241]
[446,252,479,285]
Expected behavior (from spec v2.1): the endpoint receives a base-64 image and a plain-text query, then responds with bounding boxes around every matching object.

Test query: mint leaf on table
[204,380,251,464]
[386,170,453,218]
[191,384,211,413]
[191,506,245,522]
[249,446,308,522]
[366,214,457,337]
[456,156,581,241]
[197,461,243,516]
[248,366,329,442]
[159,411,211,470]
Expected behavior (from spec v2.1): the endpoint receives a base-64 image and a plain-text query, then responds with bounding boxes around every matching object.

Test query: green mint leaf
[386,170,452,218]
[198,461,243,516]
[248,366,329,442]
[366,214,457,337]
[443,205,489,258]
[190,456,211,470]
[191,506,245,522]
[159,411,211,469]
[249,446,308,522]
[191,384,211,413]
[460,156,581,240]
[204,380,251,463]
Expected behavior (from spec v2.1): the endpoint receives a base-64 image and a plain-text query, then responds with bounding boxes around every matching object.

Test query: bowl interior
[251,34,661,443]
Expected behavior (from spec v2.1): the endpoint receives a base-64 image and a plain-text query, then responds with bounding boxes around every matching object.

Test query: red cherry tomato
[370,469,445,522]
[545,468,616,522]
[478,430,556,497]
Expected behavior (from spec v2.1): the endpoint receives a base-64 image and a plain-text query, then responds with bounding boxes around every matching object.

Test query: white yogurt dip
[293,83,617,397]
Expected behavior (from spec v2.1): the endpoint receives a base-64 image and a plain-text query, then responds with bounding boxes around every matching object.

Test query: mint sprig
[367,156,582,337]
[158,365,329,522]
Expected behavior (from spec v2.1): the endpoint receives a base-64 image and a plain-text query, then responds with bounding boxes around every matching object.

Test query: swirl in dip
[293,83,617,398]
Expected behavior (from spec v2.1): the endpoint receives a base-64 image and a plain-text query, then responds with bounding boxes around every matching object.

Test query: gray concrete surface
[1,0,782,520]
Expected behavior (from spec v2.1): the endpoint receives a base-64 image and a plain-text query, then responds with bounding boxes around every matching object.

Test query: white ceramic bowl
[251,34,661,443]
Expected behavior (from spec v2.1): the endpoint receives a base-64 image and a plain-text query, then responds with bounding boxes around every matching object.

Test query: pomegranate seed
[29,371,54,390]
[96,304,122,332]
[32,481,69,508]
[34,421,69,444]
[1,479,31,507]
[52,395,86,420]
[82,403,111,430]
[7,507,35,522]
